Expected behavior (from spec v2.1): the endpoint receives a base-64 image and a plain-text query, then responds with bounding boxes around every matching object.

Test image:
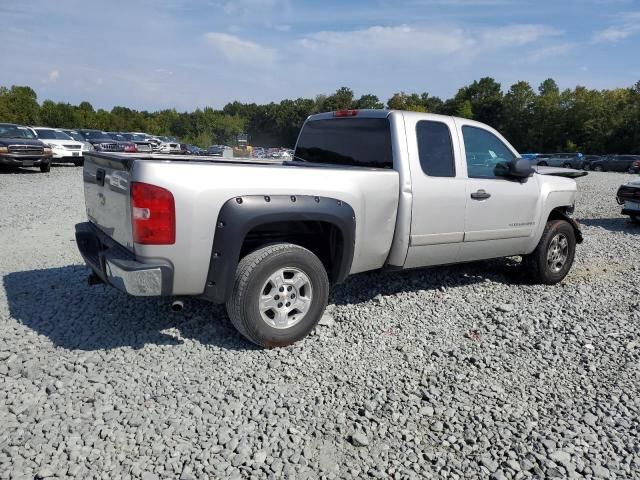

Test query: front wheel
[562,163,571,169]
[40,162,51,173]
[631,215,640,225]
[226,243,329,348]
[523,220,576,285]
[593,165,604,172]
[73,158,84,167]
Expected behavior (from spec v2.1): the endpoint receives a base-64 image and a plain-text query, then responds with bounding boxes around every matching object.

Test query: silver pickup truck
[75,110,584,347]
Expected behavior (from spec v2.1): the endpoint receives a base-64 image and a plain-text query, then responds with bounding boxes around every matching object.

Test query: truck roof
[307,109,464,123]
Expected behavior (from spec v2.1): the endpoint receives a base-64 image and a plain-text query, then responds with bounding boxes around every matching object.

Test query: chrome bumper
[75,222,173,296]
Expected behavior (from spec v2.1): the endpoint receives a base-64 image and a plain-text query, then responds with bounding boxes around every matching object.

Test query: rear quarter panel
[131,160,400,295]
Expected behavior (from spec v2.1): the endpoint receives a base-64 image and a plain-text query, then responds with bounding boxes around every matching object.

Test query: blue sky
[1,0,639,111]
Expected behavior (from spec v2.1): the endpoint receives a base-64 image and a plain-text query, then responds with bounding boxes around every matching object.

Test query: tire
[562,163,571,169]
[40,162,51,173]
[523,220,576,285]
[73,158,84,167]
[631,215,640,225]
[593,165,604,172]
[226,243,329,348]
[537,161,548,167]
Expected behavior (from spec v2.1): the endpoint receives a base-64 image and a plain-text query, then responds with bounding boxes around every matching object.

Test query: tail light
[334,109,359,117]
[131,182,175,245]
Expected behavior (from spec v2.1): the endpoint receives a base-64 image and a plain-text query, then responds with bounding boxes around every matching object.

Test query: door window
[416,121,455,177]
[462,126,515,179]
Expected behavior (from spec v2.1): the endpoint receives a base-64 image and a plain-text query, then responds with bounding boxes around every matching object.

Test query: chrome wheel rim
[259,267,312,329]
[547,233,569,273]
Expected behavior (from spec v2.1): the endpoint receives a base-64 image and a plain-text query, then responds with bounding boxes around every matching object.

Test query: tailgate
[83,152,134,251]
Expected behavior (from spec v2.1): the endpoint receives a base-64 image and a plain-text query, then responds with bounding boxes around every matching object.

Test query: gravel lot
[1,165,639,479]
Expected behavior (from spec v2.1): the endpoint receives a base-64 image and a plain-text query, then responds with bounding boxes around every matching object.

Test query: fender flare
[550,208,584,244]
[201,194,356,304]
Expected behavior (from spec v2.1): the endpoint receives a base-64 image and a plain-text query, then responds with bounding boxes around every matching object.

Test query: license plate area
[72,152,80,157]
[22,160,34,167]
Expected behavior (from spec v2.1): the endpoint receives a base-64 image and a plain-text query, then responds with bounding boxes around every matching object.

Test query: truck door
[455,121,540,261]
[404,115,466,268]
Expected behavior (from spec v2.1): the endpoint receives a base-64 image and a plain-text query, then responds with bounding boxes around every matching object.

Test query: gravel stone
[350,432,370,447]
[0,168,639,478]
[318,314,335,327]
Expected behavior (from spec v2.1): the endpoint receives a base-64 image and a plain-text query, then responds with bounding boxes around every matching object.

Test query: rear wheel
[631,215,640,224]
[562,162,571,168]
[537,161,548,167]
[226,243,329,348]
[523,220,576,285]
[594,164,604,172]
[40,162,51,173]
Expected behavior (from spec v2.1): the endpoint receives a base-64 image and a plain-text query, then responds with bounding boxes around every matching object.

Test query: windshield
[83,131,111,140]
[294,118,393,169]
[35,129,73,140]
[0,124,37,139]
[108,133,126,141]
[64,130,85,142]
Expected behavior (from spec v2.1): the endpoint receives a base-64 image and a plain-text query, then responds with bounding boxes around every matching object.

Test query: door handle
[470,189,491,200]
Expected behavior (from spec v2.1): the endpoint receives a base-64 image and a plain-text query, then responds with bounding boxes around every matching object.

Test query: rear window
[294,118,393,169]
[416,121,455,177]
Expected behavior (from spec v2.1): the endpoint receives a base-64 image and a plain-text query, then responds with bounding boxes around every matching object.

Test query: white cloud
[203,32,276,64]
[526,42,576,62]
[296,23,560,60]
[592,11,640,43]
[42,69,60,84]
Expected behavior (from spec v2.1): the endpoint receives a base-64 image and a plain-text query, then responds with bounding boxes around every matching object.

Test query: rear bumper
[0,153,51,166]
[75,222,173,296]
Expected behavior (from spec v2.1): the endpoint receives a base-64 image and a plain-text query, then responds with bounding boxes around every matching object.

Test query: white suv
[29,127,88,166]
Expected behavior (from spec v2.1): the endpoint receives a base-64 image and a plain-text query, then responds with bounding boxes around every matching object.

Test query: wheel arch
[548,207,583,244]
[201,195,356,304]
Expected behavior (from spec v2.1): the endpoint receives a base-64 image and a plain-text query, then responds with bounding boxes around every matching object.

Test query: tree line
[1,78,639,154]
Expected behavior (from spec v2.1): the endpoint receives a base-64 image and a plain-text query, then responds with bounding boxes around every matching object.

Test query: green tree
[322,87,355,111]
[502,81,536,151]
[3,86,40,124]
[353,94,383,109]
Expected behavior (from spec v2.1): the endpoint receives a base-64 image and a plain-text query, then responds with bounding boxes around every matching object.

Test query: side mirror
[495,158,534,179]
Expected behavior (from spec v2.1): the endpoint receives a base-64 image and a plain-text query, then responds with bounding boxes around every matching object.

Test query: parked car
[616,178,640,223]
[183,144,204,155]
[106,133,138,153]
[155,136,181,154]
[77,130,126,152]
[207,145,234,157]
[533,153,584,169]
[631,158,640,174]
[117,133,154,153]
[581,155,602,170]
[75,109,583,348]
[61,130,96,154]
[29,127,86,166]
[590,154,640,173]
[0,123,52,172]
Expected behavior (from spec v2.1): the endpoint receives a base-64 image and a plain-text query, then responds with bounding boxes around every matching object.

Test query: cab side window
[416,121,455,177]
[462,126,516,179]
